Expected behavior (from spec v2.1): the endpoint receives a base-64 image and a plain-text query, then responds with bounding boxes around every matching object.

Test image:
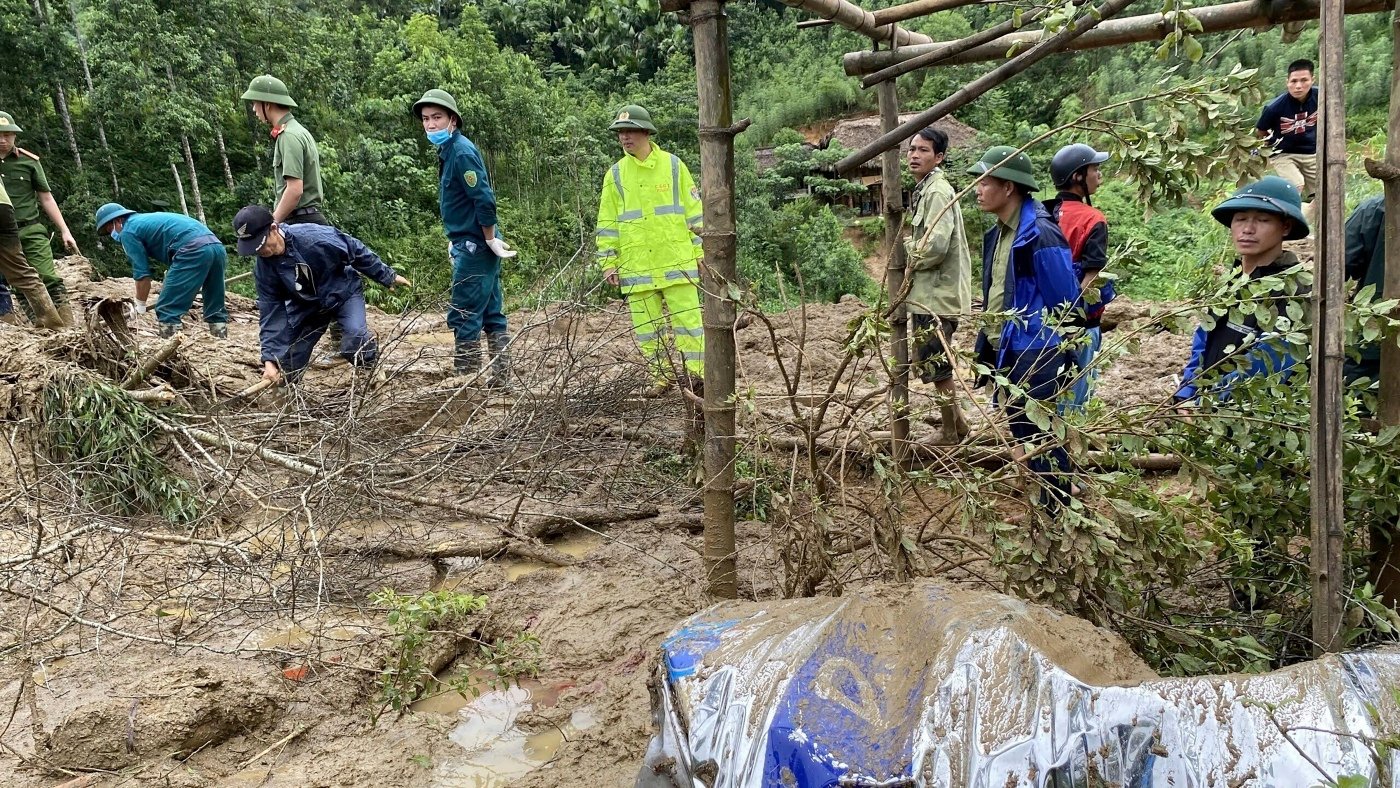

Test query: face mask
[110,229,121,241]
[426,128,452,146]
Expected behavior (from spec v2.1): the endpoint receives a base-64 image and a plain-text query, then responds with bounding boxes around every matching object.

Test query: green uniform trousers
[17,223,66,305]
[626,281,704,381]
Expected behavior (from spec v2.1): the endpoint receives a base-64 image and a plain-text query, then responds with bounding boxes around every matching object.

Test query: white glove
[485,238,517,259]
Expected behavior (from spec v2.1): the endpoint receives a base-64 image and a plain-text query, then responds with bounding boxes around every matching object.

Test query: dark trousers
[911,314,958,384]
[281,293,377,380]
[448,241,507,345]
[1000,347,1073,513]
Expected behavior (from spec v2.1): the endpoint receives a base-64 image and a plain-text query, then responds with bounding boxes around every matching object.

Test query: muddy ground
[0,257,1195,787]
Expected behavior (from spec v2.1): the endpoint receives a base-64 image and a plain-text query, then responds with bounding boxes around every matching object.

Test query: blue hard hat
[95,202,136,232]
[1211,176,1309,241]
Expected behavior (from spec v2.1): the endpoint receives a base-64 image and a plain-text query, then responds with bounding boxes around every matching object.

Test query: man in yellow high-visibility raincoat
[595,104,705,396]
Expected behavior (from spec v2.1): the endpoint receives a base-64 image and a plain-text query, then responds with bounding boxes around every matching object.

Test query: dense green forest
[0,0,1393,306]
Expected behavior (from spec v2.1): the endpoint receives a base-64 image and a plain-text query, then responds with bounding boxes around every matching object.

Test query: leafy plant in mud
[41,376,199,523]
[371,589,541,720]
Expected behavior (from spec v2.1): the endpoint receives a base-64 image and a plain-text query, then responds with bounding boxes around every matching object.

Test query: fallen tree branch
[121,334,184,390]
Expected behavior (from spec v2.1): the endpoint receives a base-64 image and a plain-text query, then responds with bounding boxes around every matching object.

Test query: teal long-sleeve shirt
[115,212,221,280]
[436,130,499,244]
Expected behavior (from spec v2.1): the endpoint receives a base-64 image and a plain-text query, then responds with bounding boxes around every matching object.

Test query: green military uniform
[0,130,67,309]
[271,114,324,214]
[0,178,63,328]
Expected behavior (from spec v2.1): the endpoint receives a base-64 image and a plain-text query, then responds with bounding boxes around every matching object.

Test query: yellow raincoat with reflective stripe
[595,143,703,294]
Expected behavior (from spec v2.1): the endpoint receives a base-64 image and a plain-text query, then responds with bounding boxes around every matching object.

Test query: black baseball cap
[233,205,275,256]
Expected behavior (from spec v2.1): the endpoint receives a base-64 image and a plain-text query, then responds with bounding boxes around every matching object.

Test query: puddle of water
[499,530,604,582]
[429,683,597,788]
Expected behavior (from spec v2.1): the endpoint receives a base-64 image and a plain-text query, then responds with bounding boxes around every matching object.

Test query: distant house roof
[824,113,981,167]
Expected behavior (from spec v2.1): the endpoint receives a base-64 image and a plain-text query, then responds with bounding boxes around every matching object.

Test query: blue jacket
[254,223,397,363]
[1174,251,1309,402]
[116,212,221,280]
[437,130,499,245]
[974,199,1080,368]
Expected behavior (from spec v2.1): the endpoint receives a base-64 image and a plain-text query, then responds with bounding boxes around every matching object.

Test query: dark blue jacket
[1174,251,1309,402]
[437,130,499,245]
[254,223,397,363]
[974,199,1080,369]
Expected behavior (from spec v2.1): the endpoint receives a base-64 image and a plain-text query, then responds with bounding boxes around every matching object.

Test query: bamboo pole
[780,0,932,45]
[693,0,740,599]
[878,81,911,460]
[1363,9,1400,604]
[843,0,1394,74]
[835,0,1137,176]
[862,6,1047,88]
[871,0,986,25]
[1310,0,1347,655]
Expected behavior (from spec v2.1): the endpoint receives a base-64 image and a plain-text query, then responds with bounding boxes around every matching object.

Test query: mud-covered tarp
[636,581,1400,787]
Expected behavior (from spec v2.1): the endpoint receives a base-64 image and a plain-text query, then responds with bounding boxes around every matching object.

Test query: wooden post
[841,0,1393,74]
[834,0,1137,175]
[692,0,740,599]
[1310,0,1347,655]
[878,81,911,460]
[1365,9,1400,604]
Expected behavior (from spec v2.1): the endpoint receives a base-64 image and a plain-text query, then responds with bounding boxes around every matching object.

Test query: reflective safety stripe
[620,275,654,287]
[595,228,620,238]
[691,236,703,245]
[654,206,685,215]
[618,210,644,221]
[611,165,624,201]
[682,351,705,361]
[596,249,619,258]
[686,215,703,227]
[653,155,687,215]
[634,331,660,342]
[672,326,704,337]
[665,269,700,280]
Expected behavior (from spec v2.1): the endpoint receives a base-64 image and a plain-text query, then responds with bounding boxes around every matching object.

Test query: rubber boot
[936,402,971,444]
[454,340,482,375]
[486,332,512,390]
[49,280,74,327]
[0,310,21,326]
[208,322,228,339]
[158,322,179,338]
[20,285,63,330]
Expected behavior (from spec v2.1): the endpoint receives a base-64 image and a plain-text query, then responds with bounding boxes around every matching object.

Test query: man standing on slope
[0,111,79,326]
[904,125,972,442]
[595,104,705,397]
[95,203,229,338]
[1255,59,1318,224]
[1045,143,1116,413]
[968,145,1080,516]
[0,177,63,329]
[414,89,516,386]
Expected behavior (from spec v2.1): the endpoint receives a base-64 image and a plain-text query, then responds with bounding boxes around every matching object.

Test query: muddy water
[421,681,598,787]
[438,529,606,590]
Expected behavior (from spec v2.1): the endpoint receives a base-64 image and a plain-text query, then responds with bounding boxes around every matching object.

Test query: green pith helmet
[609,104,657,133]
[240,75,298,108]
[1211,175,1310,240]
[967,145,1039,192]
[0,112,20,133]
[94,202,136,232]
[411,89,461,123]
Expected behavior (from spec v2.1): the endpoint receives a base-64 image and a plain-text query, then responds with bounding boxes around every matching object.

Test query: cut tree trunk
[171,161,189,216]
[215,127,235,191]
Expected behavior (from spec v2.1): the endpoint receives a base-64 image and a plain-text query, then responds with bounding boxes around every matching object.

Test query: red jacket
[1046,193,1114,324]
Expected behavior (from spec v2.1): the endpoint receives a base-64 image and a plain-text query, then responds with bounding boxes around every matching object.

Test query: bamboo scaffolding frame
[842,0,1393,74]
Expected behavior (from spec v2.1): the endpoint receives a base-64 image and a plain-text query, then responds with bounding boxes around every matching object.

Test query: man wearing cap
[0,177,63,329]
[0,110,80,325]
[233,205,411,384]
[96,203,229,338]
[1256,59,1318,221]
[241,76,327,227]
[595,104,705,396]
[1045,143,1117,412]
[967,145,1080,514]
[904,125,972,442]
[1174,176,1311,406]
[414,89,516,385]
